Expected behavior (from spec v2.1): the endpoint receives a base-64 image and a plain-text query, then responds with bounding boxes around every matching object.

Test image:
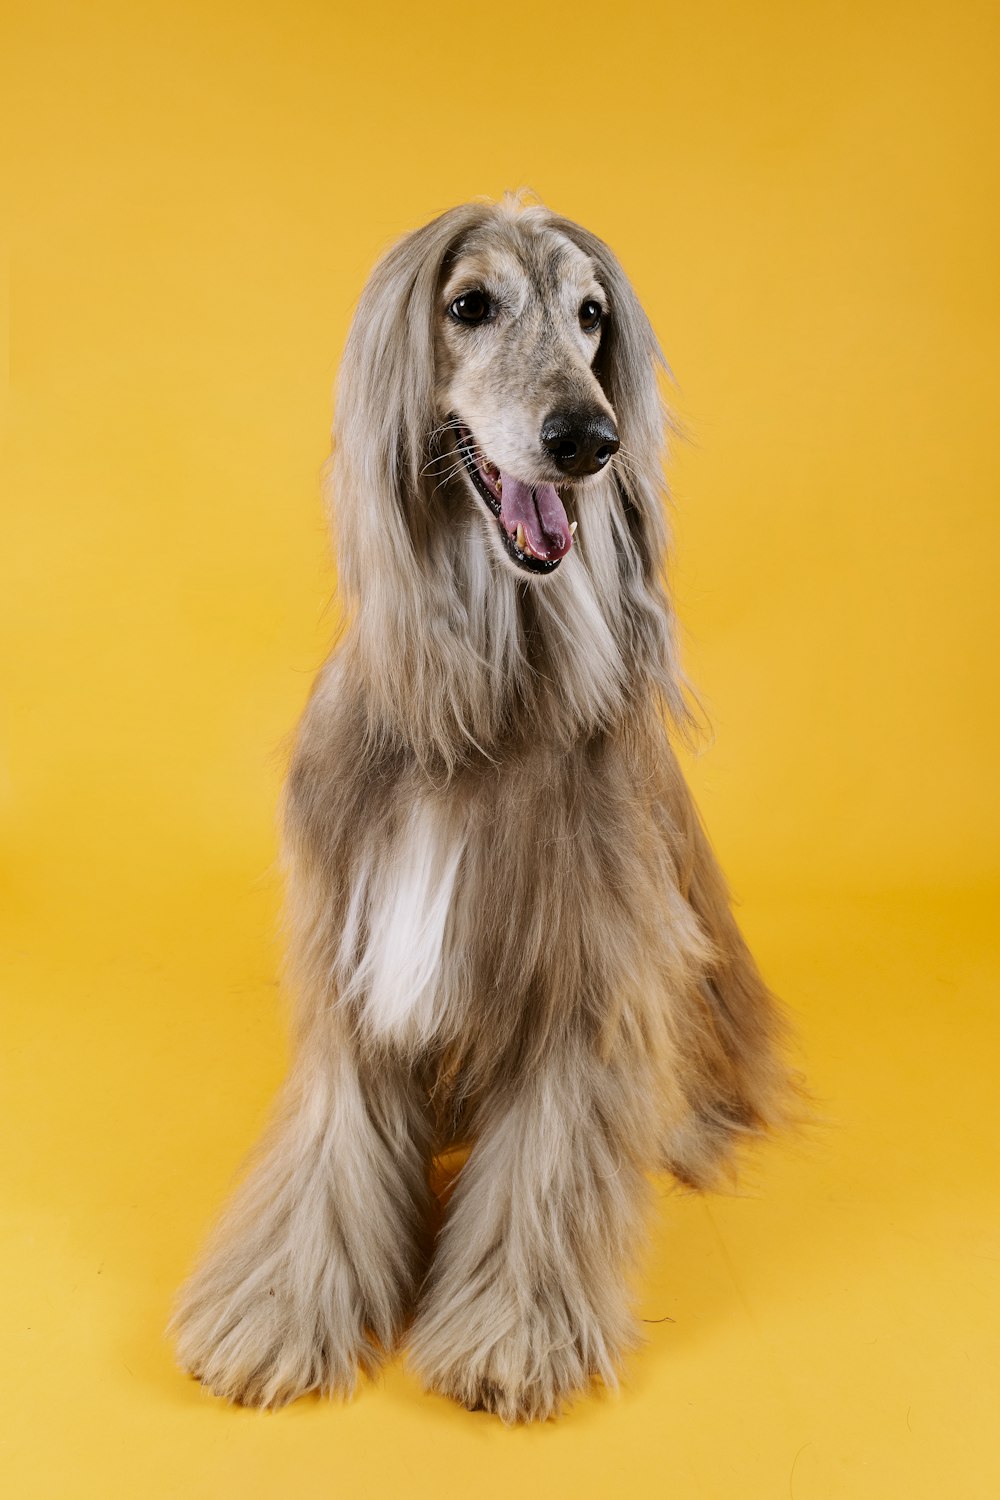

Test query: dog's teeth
[496,477,502,495]
[569,520,578,536]
[515,523,527,552]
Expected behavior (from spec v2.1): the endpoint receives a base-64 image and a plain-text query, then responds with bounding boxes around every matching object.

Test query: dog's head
[332,195,668,594]
[438,218,619,575]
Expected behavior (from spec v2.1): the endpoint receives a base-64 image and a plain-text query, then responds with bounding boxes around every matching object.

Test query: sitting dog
[172,194,790,1422]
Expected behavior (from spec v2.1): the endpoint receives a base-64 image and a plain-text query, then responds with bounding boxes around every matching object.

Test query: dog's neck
[338,471,686,773]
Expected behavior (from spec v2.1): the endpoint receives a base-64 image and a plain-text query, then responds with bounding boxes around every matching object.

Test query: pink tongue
[498,475,573,561]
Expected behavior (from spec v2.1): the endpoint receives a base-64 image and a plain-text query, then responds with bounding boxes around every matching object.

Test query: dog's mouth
[454,421,575,575]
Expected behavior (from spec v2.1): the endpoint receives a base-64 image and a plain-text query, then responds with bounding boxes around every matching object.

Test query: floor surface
[4,879,998,1498]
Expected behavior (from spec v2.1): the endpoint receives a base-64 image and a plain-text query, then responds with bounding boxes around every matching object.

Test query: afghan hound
[171,194,791,1422]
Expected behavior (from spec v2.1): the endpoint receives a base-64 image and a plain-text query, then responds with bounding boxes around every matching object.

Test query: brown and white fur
[171,195,791,1422]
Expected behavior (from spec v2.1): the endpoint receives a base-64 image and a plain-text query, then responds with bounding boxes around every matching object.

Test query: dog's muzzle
[454,420,577,575]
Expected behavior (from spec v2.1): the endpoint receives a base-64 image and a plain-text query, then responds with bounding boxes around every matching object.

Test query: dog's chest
[336,798,466,1046]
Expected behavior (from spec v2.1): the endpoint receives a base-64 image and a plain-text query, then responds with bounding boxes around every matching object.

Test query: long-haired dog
[171,195,790,1422]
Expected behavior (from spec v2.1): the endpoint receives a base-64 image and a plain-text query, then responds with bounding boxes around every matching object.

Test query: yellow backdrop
[3,1,999,1496]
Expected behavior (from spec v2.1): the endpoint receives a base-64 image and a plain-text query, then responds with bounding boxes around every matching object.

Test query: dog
[171,194,790,1422]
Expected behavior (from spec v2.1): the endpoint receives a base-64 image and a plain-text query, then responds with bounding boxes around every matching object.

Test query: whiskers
[610,442,644,491]
[421,418,484,496]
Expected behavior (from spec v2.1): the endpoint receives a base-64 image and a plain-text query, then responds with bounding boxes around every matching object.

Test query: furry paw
[172,1252,386,1408]
[409,1280,632,1423]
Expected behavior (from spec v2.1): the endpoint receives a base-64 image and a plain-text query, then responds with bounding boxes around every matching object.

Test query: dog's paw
[409,1283,631,1423]
[423,1346,596,1423]
[172,1256,383,1408]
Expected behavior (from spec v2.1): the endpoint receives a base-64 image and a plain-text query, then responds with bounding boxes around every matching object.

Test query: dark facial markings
[445,239,606,353]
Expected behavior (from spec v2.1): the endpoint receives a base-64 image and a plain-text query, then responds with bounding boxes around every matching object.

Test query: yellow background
[3,1,999,1496]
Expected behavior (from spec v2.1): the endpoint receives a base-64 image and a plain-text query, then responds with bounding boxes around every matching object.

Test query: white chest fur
[335,798,465,1046]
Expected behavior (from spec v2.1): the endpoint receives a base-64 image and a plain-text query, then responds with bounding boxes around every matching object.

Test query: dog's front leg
[410,1038,655,1422]
[171,1032,430,1407]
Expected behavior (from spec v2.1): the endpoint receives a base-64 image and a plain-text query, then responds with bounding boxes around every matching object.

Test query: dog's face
[436,225,620,577]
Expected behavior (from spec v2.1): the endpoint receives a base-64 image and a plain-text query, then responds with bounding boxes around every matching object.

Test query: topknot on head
[497,187,547,223]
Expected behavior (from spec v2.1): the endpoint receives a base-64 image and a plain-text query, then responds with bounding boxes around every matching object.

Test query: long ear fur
[546,215,672,581]
[332,202,492,594]
[329,202,514,769]
[546,213,689,726]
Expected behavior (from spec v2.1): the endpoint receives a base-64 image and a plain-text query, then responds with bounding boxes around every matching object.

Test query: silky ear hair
[332,202,492,598]
[546,213,690,725]
[547,214,671,575]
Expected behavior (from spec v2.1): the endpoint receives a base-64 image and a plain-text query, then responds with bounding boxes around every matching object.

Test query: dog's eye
[450,291,492,325]
[579,299,603,332]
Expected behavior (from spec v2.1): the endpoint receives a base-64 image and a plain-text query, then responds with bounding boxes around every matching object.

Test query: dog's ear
[546,216,671,579]
[331,203,491,597]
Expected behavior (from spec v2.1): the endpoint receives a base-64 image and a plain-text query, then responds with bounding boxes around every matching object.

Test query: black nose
[540,408,620,476]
